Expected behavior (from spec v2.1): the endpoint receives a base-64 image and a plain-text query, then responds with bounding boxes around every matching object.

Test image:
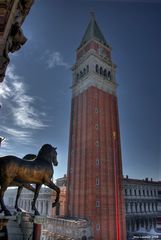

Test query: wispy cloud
[0,126,31,144]
[0,65,47,152]
[43,50,70,69]
[0,65,47,129]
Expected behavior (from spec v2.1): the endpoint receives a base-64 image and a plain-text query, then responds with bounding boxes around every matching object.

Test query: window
[95,108,98,113]
[155,203,157,211]
[77,73,79,80]
[83,68,86,75]
[152,203,154,211]
[140,203,142,212]
[96,177,99,186]
[96,64,99,73]
[130,203,133,212]
[96,224,100,231]
[82,237,87,240]
[125,189,127,196]
[96,141,99,147]
[139,189,141,195]
[100,67,103,75]
[96,201,100,207]
[108,71,111,80]
[104,69,107,77]
[135,203,137,212]
[87,65,89,72]
[96,159,100,166]
[95,124,99,130]
[144,203,146,212]
[158,191,161,197]
[134,189,137,196]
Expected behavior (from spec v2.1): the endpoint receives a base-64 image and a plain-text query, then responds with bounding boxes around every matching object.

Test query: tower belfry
[66,14,126,240]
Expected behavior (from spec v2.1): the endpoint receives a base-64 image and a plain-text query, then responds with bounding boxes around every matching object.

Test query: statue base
[0,213,41,240]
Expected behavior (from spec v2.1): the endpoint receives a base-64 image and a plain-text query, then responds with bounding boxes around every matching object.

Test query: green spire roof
[79,13,109,48]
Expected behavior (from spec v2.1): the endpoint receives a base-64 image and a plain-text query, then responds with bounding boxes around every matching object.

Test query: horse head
[38,144,58,166]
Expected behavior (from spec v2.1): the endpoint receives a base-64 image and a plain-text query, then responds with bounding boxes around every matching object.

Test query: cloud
[0,127,31,143]
[45,51,70,69]
[0,65,47,129]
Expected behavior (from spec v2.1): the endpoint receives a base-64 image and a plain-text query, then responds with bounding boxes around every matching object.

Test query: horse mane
[23,154,36,160]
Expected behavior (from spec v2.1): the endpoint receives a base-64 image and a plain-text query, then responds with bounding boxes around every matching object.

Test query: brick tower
[66,14,126,240]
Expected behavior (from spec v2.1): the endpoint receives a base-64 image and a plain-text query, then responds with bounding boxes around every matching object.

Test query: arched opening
[87,65,89,72]
[80,71,83,77]
[82,236,87,240]
[96,64,99,73]
[108,71,111,80]
[104,69,107,77]
[83,68,86,75]
[100,67,103,75]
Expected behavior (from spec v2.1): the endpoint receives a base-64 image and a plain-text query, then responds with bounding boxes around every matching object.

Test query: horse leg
[15,186,23,212]
[45,180,60,207]
[11,181,35,212]
[31,184,41,216]
[0,184,12,216]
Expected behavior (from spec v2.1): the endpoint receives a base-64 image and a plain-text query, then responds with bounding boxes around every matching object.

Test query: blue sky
[0,0,161,180]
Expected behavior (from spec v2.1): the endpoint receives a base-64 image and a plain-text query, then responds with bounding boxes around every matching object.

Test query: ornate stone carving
[0,0,34,82]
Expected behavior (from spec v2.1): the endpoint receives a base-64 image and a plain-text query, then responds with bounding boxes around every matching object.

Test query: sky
[0,0,161,181]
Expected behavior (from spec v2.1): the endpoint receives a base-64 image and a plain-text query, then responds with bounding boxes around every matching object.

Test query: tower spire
[79,13,109,48]
[90,11,95,20]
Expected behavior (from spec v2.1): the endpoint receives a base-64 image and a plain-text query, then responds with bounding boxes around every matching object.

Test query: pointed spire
[79,13,109,48]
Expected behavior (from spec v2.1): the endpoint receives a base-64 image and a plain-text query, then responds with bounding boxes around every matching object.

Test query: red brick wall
[66,86,126,240]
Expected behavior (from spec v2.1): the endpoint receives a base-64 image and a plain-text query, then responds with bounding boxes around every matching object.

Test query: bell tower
[66,13,126,240]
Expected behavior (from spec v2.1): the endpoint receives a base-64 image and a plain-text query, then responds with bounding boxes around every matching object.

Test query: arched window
[80,71,83,77]
[135,203,137,212]
[100,67,103,75]
[82,237,87,240]
[87,65,89,72]
[108,71,111,80]
[77,73,79,80]
[130,202,133,212]
[96,64,99,73]
[140,203,142,212]
[83,68,86,75]
[104,69,107,77]
[144,202,146,212]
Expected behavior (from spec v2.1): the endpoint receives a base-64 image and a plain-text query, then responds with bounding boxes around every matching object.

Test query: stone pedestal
[0,213,42,240]
[0,216,11,240]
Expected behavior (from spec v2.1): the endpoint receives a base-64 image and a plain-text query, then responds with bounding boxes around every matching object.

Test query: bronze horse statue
[0,144,60,216]
[14,154,37,212]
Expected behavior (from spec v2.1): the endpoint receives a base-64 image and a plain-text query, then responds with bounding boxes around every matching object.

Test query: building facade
[124,176,161,239]
[0,0,34,82]
[66,14,126,240]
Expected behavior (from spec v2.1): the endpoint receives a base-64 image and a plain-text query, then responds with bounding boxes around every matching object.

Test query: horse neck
[36,152,53,166]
